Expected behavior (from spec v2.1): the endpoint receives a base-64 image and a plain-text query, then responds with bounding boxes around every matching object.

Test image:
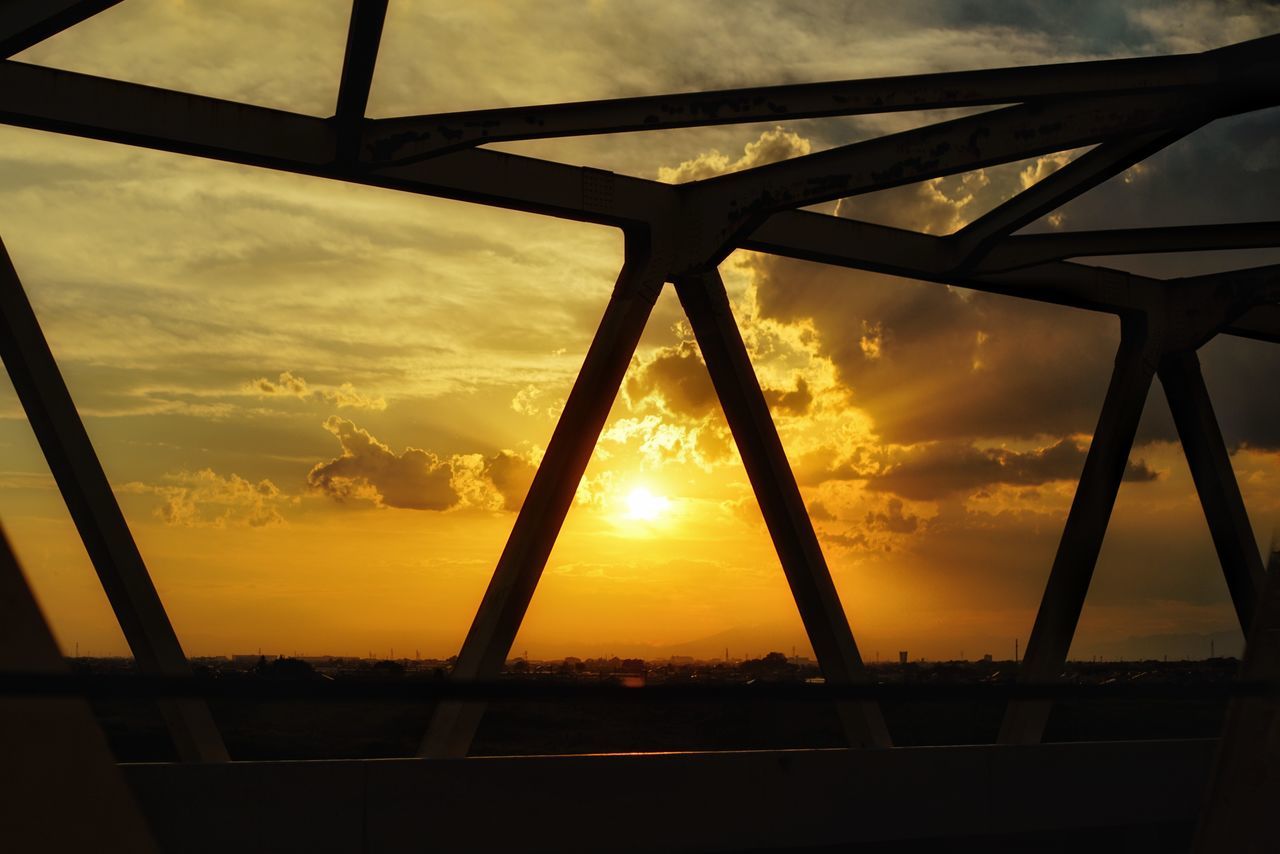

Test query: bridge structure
[1,2,1278,851]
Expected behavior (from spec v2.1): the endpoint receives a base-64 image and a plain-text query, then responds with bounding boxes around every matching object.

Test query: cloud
[626,340,719,418]
[308,417,540,513]
[121,468,290,527]
[865,497,920,534]
[749,252,1124,444]
[866,438,1158,501]
[658,127,811,183]
[247,371,386,410]
[452,449,539,512]
[511,383,564,419]
[308,417,459,510]
[763,377,814,416]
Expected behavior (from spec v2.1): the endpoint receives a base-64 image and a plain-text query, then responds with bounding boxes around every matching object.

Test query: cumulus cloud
[866,438,1158,501]
[307,417,540,513]
[511,383,564,419]
[452,449,539,512]
[626,340,719,418]
[658,127,811,183]
[247,371,386,410]
[121,468,290,528]
[308,417,460,510]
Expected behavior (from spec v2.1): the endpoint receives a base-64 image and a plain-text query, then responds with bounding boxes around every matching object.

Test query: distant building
[982,654,993,663]
[898,651,908,664]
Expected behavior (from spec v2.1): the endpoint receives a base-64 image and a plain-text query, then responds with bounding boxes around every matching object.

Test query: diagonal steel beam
[420,235,667,758]
[745,211,1152,315]
[950,129,1194,269]
[1158,350,1266,631]
[998,318,1160,744]
[674,268,890,748]
[333,0,387,163]
[362,32,1280,165]
[0,525,160,851]
[978,221,1280,273]
[747,210,1280,345]
[0,0,122,58]
[1226,304,1280,344]
[684,90,1246,265]
[0,238,227,762]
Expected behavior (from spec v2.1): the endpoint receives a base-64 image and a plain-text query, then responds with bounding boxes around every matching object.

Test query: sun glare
[625,486,671,522]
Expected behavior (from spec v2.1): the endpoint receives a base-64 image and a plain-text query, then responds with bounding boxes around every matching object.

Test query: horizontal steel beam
[363,33,1280,164]
[0,60,668,227]
[122,740,1218,853]
[979,221,1280,272]
[0,55,1274,344]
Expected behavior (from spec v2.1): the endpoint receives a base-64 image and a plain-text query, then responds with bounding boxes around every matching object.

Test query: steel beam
[1158,350,1266,630]
[1193,548,1280,852]
[333,0,387,163]
[362,32,1280,165]
[685,91,1241,265]
[0,56,1276,341]
[979,221,1280,273]
[0,238,227,762]
[420,236,666,758]
[674,269,891,749]
[0,0,122,58]
[362,41,1232,165]
[0,526,159,851]
[1226,304,1280,344]
[124,740,1218,853]
[745,211,1152,316]
[999,319,1160,744]
[952,129,1193,269]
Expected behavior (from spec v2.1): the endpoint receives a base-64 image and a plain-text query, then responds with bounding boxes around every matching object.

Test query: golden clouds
[865,439,1159,502]
[658,127,811,183]
[247,371,386,410]
[121,469,291,528]
[308,417,457,510]
[306,416,537,513]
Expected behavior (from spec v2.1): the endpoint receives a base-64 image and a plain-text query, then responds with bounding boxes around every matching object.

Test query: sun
[625,486,671,522]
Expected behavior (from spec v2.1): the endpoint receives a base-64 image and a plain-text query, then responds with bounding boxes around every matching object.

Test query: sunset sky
[2,0,1280,663]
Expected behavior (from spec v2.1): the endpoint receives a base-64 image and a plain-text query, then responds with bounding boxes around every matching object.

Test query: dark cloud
[308,417,459,511]
[866,438,1158,501]
[484,450,537,512]
[763,377,814,416]
[865,498,921,534]
[807,500,836,521]
[626,340,719,418]
[753,255,1120,445]
[628,338,819,424]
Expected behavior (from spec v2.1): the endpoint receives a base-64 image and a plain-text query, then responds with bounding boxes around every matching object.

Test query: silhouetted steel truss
[1,4,1279,844]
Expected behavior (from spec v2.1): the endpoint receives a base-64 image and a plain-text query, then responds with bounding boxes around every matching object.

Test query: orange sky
[2,1,1280,663]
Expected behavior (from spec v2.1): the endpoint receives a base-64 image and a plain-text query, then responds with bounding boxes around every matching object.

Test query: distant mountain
[1071,629,1244,662]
